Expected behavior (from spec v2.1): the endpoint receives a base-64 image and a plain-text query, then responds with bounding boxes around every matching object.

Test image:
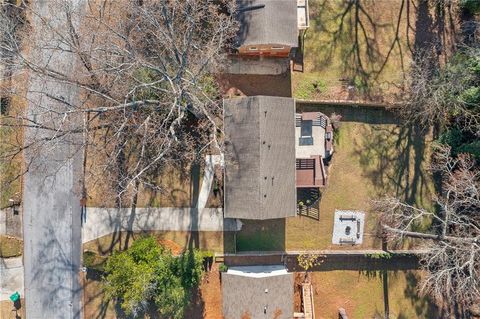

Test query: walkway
[197,154,224,209]
[82,207,241,243]
[0,257,23,301]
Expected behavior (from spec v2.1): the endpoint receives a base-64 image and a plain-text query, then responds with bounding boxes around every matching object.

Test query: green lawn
[235,219,285,252]
[311,270,439,319]
[286,122,435,250]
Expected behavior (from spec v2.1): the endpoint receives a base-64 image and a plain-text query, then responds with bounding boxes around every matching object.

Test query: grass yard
[0,94,25,208]
[235,219,285,252]
[82,274,116,319]
[293,0,457,102]
[286,122,435,250]
[86,163,203,208]
[310,270,439,319]
[0,235,23,258]
[83,230,230,257]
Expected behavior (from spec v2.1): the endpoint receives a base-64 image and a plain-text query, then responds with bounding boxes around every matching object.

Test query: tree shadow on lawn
[307,0,458,101]
[353,123,431,207]
[401,271,442,319]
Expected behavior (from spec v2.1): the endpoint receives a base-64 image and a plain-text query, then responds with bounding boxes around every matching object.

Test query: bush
[219,263,228,272]
[460,0,480,13]
[103,236,203,318]
[438,128,480,159]
[83,251,96,267]
[364,252,392,260]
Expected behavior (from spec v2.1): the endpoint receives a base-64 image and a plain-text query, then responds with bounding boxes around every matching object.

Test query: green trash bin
[9,291,20,303]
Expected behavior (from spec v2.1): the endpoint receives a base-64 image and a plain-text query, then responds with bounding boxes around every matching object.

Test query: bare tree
[374,146,479,309]
[398,46,480,136]
[0,0,238,204]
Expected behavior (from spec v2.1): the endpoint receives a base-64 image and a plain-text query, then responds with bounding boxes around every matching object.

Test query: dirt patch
[0,299,25,319]
[218,72,292,98]
[294,273,304,313]
[82,262,223,319]
[185,262,223,319]
[157,238,183,256]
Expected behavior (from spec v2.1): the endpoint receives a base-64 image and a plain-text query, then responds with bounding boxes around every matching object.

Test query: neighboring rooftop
[236,0,298,48]
[224,96,296,220]
[223,265,293,319]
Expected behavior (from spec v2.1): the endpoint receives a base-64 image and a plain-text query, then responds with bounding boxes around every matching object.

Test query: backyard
[286,122,435,250]
[234,120,435,252]
[293,0,458,102]
[310,270,439,318]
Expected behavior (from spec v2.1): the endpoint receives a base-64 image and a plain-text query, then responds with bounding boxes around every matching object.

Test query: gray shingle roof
[236,0,298,48]
[222,265,294,319]
[224,96,296,220]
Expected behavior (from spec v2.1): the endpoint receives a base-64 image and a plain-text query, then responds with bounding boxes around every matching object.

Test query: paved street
[22,1,85,318]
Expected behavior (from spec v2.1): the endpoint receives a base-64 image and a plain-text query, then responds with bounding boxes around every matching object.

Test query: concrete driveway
[82,207,241,243]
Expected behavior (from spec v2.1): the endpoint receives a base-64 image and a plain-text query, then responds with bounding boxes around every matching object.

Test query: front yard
[0,235,22,258]
[83,230,228,257]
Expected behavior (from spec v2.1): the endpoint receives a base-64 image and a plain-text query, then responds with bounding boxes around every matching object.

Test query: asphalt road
[22,1,85,318]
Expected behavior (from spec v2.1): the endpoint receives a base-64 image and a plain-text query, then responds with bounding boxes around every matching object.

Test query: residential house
[235,0,309,57]
[224,96,297,219]
[222,265,294,319]
[223,96,334,220]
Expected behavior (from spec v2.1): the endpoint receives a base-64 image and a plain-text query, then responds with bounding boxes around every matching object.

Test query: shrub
[460,0,480,13]
[103,236,203,318]
[219,263,228,272]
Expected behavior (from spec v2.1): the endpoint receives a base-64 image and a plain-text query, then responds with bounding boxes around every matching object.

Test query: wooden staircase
[302,283,315,319]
